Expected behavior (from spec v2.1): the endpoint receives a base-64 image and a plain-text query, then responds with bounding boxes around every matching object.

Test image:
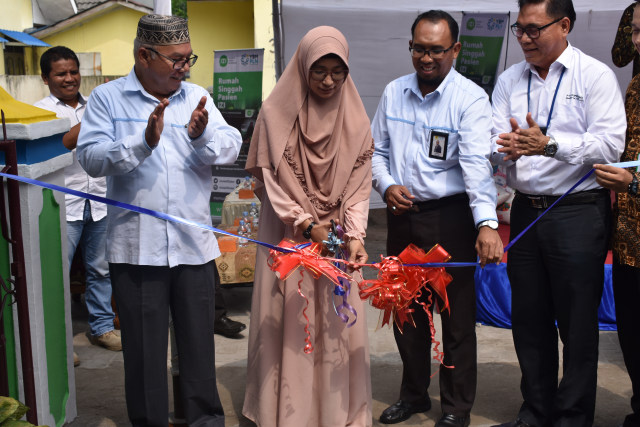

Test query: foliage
[172,0,187,18]
[0,397,46,427]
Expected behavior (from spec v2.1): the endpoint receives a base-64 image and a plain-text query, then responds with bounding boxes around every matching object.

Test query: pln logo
[487,18,506,31]
[219,55,228,67]
[241,53,259,66]
[466,18,476,30]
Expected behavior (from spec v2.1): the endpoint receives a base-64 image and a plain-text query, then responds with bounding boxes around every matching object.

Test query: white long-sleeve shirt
[35,94,108,222]
[77,68,242,267]
[371,68,498,225]
[491,44,626,195]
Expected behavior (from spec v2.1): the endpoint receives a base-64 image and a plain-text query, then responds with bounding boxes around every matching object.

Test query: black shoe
[379,398,431,424]
[214,315,246,338]
[492,419,532,427]
[436,413,470,427]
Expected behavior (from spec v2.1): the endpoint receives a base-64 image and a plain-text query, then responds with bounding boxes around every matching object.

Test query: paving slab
[66,209,631,426]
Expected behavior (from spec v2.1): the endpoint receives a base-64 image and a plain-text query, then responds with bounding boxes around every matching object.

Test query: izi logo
[466,18,476,30]
[219,55,228,67]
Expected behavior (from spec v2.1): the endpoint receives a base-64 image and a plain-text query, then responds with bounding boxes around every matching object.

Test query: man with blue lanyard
[77,15,241,426]
[491,0,626,425]
[372,10,503,427]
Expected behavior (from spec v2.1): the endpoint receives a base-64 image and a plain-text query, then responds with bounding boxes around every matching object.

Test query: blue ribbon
[0,171,290,253]
[609,160,640,168]
[504,159,640,252]
[3,158,639,269]
[503,168,594,252]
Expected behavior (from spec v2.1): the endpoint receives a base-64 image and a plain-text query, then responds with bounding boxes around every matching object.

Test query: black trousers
[507,192,610,426]
[213,263,227,321]
[110,261,224,427]
[387,194,478,416]
[613,261,640,427]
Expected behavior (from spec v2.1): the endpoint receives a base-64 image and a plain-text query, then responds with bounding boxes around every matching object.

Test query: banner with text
[211,48,264,219]
[455,13,508,96]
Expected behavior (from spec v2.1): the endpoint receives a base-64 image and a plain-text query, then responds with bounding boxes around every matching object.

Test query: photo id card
[429,130,448,160]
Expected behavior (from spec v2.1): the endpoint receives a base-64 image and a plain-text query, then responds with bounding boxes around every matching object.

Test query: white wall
[282,2,633,118]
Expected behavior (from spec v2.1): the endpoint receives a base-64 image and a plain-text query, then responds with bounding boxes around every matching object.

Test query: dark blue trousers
[110,260,224,427]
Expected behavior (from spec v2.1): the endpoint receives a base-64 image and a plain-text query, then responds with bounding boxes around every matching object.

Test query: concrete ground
[67,209,632,427]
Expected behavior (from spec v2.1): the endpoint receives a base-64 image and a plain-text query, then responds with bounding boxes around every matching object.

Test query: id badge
[429,130,448,160]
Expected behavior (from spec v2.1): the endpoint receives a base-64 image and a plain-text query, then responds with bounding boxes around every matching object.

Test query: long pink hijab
[246,26,373,222]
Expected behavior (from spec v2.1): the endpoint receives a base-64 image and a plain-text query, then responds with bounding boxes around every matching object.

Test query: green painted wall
[38,189,68,426]
[0,231,18,398]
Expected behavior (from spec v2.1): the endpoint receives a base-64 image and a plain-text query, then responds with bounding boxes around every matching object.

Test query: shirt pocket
[553,97,587,134]
[423,127,459,170]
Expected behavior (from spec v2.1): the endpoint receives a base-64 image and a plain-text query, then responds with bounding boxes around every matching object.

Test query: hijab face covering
[246,26,373,220]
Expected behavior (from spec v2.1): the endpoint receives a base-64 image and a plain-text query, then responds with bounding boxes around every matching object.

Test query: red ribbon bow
[358,243,452,331]
[268,239,351,288]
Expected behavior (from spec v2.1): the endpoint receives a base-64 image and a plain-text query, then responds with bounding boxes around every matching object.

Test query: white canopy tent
[281,0,634,118]
[281,0,634,208]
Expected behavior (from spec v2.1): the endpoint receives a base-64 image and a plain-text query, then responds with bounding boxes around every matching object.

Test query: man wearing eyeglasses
[77,14,241,426]
[372,9,503,427]
[490,1,626,426]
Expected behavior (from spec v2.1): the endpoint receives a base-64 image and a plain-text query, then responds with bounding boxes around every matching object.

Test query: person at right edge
[371,10,503,427]
[595,3,640,425]
[612,0,640,78]
[490,0,626,426]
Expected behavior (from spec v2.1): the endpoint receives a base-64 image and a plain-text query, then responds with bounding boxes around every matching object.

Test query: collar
[124,67,185,101]
[526,42,573,79]
[49,92,87,109]
[405,66,457,100]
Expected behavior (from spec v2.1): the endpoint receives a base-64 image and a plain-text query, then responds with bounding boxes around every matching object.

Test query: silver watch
[477,220,499,230]
[543,136,558,157]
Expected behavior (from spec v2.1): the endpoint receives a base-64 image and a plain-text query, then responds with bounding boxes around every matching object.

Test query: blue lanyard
[527,67,565,134]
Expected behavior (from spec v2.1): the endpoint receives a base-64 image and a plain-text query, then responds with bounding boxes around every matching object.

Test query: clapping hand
[188,96,209,139]
[145,98,169,148]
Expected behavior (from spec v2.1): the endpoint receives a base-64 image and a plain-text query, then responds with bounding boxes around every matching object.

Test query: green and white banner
[213,49,263,113]
[456,13,509,95]
[211,48,264,219]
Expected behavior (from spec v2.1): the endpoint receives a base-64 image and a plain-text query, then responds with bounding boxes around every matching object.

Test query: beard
[416,73,444,89]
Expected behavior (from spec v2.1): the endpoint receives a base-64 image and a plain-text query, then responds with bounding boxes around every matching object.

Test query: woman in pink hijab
[243,26,374,426]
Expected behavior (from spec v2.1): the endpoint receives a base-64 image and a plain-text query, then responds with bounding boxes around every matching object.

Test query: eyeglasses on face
[146,47,198,69]
[409,43,456,59]
[309,69,348,82]
[510,17,564,39]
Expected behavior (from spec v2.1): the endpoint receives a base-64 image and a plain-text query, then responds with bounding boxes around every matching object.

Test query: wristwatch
[302,221,316,239]
[543,136,558,157]
[477,220,499,230]
[629,175,639,196]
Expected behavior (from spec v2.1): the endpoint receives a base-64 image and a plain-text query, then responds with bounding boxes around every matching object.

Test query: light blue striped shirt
[77,68,242,267]
[371,68,497,224]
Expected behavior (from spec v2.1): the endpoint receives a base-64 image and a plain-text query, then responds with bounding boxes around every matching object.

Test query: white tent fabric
[281,0,634,208]
[282,0,634,118]
[283,0,630,13]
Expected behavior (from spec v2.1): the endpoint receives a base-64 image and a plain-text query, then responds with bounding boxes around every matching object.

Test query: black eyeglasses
[409,43,456,59]
[309,69,348,81]
[510,17,564,39]
[146,47,198,69]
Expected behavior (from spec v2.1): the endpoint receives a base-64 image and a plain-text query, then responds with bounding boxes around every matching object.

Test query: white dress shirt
[34,94,108,222]
[491,43,626,195]
[77,69,242,267]
[371,68,498,225]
